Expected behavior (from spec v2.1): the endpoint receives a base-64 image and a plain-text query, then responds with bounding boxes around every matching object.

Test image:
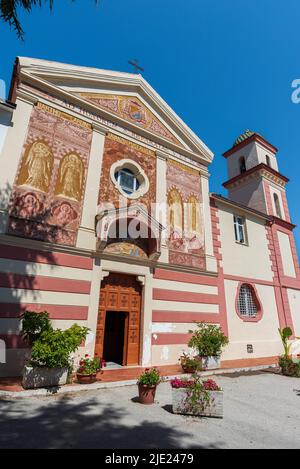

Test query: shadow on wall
[0,182,57,377]
[0,396,221,449]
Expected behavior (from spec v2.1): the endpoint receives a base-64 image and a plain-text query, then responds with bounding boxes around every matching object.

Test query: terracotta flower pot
[181,366,198,374]
[76,373,97,384]
[138,384,157,404]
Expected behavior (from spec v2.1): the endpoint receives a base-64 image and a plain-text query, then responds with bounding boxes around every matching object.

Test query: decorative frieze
[19,84,207,170]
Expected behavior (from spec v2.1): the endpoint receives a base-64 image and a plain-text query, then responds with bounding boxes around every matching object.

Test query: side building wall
[0,242,93,377]
[150,268,224,365]
[212,198,282,362]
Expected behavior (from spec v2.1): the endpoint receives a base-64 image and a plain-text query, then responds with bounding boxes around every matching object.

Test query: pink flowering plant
[171,377,195,388]
[202,379,221,391]
[77,354,106,376]
[137,367,163,386]
[171,375,222,414]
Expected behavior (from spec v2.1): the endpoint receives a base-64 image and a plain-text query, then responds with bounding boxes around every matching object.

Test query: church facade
[0,57,299,377]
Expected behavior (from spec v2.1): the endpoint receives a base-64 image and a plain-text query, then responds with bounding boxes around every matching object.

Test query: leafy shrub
[137,368,163,386]
[21,311,52,346]
[188,322,229,357]
[30,324,89,369]
[279,355,300,378]
[179,353,202,372]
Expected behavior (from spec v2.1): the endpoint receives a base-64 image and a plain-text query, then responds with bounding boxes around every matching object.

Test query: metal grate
[238,284,257,317]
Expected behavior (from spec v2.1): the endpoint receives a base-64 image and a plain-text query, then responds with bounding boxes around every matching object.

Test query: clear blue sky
[1,0,299,251]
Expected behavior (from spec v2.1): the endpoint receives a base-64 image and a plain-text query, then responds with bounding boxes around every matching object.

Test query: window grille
[237,284,258,318]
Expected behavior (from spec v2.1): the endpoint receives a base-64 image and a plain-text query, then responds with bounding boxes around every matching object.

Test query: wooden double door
[95,273,142,366]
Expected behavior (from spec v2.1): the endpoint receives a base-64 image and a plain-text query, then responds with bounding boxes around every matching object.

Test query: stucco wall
[287,289,300,337]
[0,243,94,377]
[227,141,257,179]
[268,184,286,220]
[222,279,282,360]
[227,140,278,179]
[228,178,267,213]
[0,110,12,156]
[277,231,296,278]
[217,203,273,281]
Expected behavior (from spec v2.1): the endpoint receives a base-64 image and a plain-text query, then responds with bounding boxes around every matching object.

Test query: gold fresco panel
[17,140,54,193]
[55,152,84,202]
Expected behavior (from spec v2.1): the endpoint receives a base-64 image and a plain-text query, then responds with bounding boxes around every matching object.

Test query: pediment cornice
[14,57,214,166]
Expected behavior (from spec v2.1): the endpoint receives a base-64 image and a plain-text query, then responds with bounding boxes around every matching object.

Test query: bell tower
[222,130,290,221]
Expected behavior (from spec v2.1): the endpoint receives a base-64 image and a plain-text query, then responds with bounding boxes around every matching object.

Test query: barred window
[237,284,258,318]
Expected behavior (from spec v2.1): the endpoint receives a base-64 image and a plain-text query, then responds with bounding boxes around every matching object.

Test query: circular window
[115,168,140,195]
[110,159,149,199]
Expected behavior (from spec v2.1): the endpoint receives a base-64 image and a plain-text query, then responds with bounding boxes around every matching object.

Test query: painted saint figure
[19,141,53,192]
[56,153,84,201]
[168,189,184,233]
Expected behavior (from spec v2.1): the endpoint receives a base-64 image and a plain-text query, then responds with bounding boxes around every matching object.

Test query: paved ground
[0,371,299,449]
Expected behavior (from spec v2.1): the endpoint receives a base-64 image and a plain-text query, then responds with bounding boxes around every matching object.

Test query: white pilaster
[201,172,217,272]
[76,126,106,250]
[141,272,154,366]
[0,98,33,233]
[156,152,168,262]
[85,259,102,356]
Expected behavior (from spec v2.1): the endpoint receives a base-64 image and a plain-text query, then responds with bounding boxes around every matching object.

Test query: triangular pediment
[75,93,180,145]
[15,57,214,164]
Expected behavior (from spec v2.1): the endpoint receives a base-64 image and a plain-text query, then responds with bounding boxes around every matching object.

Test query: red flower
[203,379,220,391]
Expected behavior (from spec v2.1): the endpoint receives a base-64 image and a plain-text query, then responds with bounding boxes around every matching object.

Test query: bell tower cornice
[223,163,289,190]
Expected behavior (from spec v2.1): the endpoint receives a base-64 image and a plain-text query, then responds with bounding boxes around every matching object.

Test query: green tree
[0,0,99,39]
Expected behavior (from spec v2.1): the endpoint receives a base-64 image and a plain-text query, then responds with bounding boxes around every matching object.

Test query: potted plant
[21,310,52,347]
[171,375,223,418]
[188,322,229,370]
[179,352,202,374]
[137,367,163,405]
[76,354,106,384]
[21,312,89,389]
[278,327,300,378]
